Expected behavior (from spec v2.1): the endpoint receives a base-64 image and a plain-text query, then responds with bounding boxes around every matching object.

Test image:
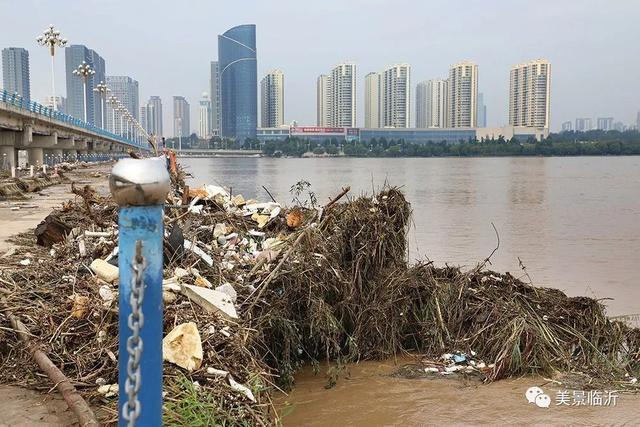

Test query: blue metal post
[110,157,169,426]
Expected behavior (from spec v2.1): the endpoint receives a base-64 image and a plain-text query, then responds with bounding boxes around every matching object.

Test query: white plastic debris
[18,259,31,266]
[180,285,238,320]
[98,285,115,307]
[174,267,190,278]
[206,367,229,377]
[162,322,203,371]
[183,239,214,266]
[424,367,440,373]
[228,376,256,402]
[90,259,119,283]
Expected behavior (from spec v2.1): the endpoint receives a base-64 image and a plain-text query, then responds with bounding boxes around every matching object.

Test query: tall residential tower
[508,59,551,128]
[381,63,410,128]
[364,72,380,128]
[260,70,284,128]
[416,79,446,128]
[446,61,478,128]
[316,74,329,126]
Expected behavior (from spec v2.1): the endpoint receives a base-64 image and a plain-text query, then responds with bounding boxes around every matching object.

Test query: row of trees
[261,130,640,158]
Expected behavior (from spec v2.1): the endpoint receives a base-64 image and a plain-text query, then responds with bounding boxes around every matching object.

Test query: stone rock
[162,322,203,371]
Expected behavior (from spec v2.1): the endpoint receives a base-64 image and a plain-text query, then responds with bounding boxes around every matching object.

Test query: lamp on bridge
[36,25,67,113]
[107,96,119,134]
[72,62,95,122]
[93,81,110,130]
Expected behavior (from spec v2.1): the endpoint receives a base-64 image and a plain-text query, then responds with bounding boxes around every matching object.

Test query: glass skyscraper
[218,24,257,140]
[2,48,30,102]
[65,45,106,126]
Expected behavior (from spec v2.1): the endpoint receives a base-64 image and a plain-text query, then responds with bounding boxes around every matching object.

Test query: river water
[183,156,640,425]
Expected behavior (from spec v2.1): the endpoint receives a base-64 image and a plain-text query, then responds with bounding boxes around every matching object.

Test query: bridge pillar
[27,147,44,167]
[21,125,33,146]
[0,146,17,169]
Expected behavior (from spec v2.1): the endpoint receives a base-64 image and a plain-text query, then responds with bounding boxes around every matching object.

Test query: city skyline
[1,0,638,132]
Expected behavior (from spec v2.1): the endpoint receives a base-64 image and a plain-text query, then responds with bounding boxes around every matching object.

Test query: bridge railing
[0,89,148,150]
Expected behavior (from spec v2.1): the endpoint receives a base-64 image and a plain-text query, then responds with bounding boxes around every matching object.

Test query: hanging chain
[122,240,146,426]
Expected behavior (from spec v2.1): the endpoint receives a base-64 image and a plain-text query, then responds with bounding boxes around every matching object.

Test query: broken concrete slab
[180,284,238,320]
[162,322,203,371]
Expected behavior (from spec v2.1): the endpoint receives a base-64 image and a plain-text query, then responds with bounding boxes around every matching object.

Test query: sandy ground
[0,163,111,426]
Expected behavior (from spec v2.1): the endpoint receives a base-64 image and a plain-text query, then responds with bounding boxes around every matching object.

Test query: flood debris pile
[0,170,639,424]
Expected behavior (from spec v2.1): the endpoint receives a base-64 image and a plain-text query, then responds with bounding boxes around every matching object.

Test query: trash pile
[0,163,639,424]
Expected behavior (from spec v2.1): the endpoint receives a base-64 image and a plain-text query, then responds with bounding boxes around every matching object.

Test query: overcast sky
[2,0,639,133]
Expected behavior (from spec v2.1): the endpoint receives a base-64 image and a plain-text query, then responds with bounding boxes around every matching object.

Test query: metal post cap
[110,157,170,206]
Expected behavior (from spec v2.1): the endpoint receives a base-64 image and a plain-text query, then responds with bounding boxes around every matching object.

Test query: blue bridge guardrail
[0,89,148,150]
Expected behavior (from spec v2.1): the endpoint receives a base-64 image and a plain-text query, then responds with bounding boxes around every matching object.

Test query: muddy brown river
[184,156,640,425]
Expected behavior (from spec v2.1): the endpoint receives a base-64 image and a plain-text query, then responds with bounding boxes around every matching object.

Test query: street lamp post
[36,25,67,112]
[108,96,118,134]
[72,62,95,122]
[93,81,110,129]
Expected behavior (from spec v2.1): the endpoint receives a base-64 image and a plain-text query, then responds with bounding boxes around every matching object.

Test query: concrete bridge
[0,90,150,168]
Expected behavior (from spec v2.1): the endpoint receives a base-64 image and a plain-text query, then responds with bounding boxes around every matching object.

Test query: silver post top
[109,157,170,206]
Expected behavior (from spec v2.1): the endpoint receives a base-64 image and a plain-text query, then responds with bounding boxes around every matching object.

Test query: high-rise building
[364,72,381,128]
[145,96,163,137]
[209,61,220,134]
[447,61,478,128]
[260,70,284,128]
[416,79,447,128]
[173,96,190,138]
[2,47,30,102]
[106,76,139,135]
[509,59,551,128]
[198,92,211,138]
[218,24,257,140]
[575,118,592,131]
[381,64,410,128]
[477,92,487,127]
[329,62,357,127]
[316,74,329,126]
[65,45,105,125]
[44,96,66,113]
[561,121,573,131]
[596,117,614,131]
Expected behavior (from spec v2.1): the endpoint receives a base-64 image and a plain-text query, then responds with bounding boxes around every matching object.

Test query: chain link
[122,240,146,426]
